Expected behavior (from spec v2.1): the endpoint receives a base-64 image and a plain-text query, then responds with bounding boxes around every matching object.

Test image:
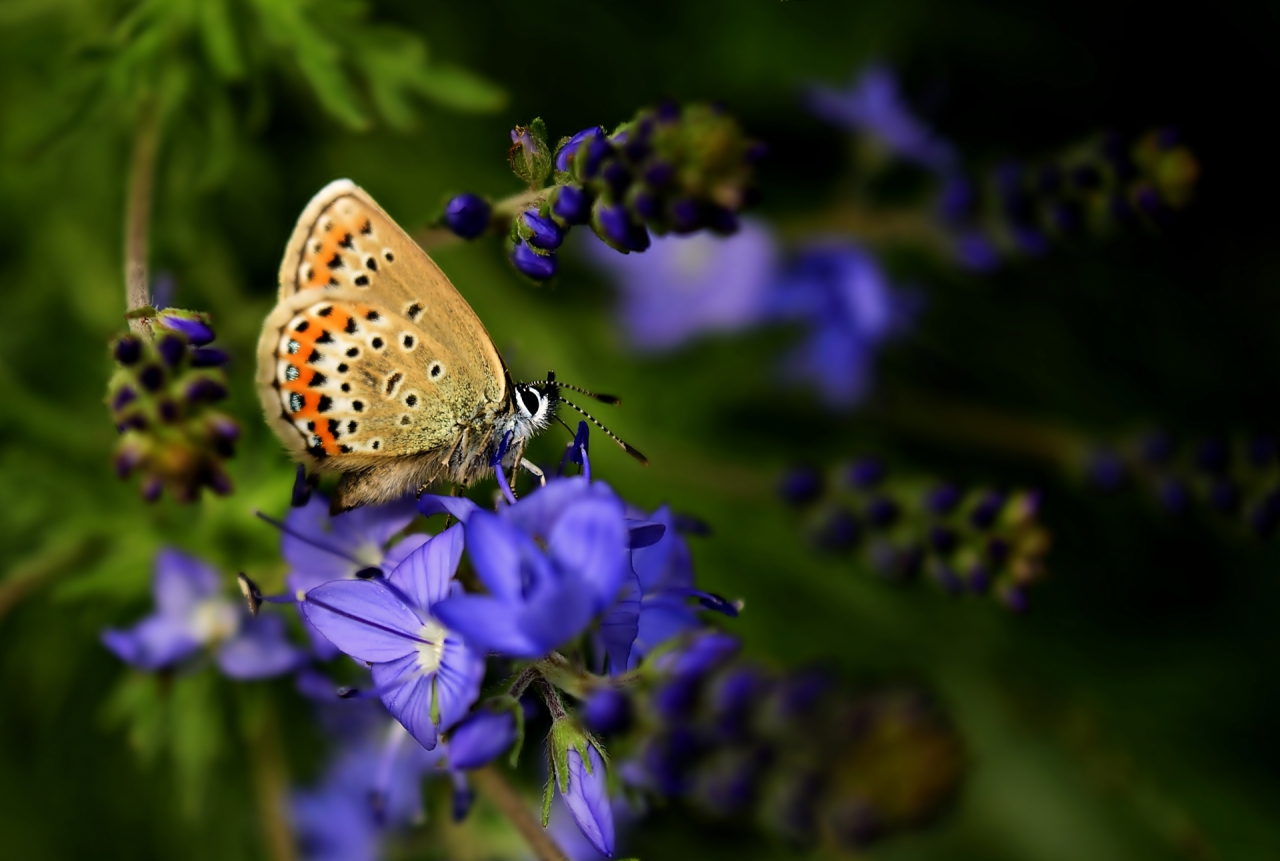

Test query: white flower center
[415,619,447,674]
[189,598,240,644]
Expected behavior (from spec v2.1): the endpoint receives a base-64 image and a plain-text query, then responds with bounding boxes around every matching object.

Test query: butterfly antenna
[537,370,621,405]
[558,396,648,465]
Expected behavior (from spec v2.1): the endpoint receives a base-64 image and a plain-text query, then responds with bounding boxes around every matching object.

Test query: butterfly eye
[519,387,541,416]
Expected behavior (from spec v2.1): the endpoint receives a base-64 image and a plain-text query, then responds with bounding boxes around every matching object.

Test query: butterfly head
[511,381,558,440]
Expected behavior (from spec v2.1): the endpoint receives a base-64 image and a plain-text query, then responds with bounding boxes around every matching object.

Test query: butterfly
[256,179,642,513]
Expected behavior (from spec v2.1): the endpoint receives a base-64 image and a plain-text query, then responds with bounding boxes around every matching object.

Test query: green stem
[869,389,1087,467]
[124,100,159,334]
[248,701,295,861]
[471,765,571,861]
[0,536,100,624]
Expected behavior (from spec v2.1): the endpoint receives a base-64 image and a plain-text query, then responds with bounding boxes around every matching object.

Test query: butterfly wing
[256,289,483,472]
[276,179,507,407]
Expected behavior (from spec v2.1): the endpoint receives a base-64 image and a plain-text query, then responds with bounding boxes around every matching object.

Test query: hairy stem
[249,701,295,861]
[124,101,160,334]
[471,765,570,861]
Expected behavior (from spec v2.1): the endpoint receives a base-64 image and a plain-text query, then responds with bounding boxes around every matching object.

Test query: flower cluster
[936,129,1201,271]
[101,548,305,679]
[781,457,1050,611]
[578,632,964,854]
[442,103,763,281]
[107,309,238,502]
[1086,430,1280,537]
[582,226,915,408]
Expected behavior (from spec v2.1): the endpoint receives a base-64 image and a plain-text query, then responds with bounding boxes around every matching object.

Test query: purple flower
[556,127,604,173]
[511,240,558,280]
[292,721,440,860]
[444,193,492,239]
[583,688,632,736]
[766,242,914,408]
[552,184,592,225]
[156,311,215,346]
[806,65,956,172]
[578,220,779,351]
[448,706,518,770]
[299,526,485,750]
[102,549,305,678]
[553,741,615,857]
[281,495,423,658]
[520,209,565,250]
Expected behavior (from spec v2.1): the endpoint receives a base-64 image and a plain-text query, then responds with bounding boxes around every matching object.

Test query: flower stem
[471,765,570,861]
[124,100,160,334]
[869,389,1085,467]
[415,187,552,253]
[248,700,295,861]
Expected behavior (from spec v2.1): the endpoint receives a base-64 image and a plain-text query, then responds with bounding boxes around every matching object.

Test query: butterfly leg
[519,458,547,488]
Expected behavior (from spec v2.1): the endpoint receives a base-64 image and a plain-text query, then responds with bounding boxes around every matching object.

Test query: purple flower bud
[1195,437,1228,473]
[158,313,216,346]
[865,496,899,527]
[938,176,975,222]
[114,444,143,478]
[778,466,823,506]
[190,347,230,368]
[1086,450,1126,491]
[644,160,675,188]
[815,507,859,551]
[669,197,702,234]
[555,127,603,173]
[519,209,564,250]
[291,464,312,508]
[968,490,1007,529]
[706,206,739,235]
[967,563,992,594]
[583,688,632,736]
[955,230,1001,272]
[157,398,179,423]
[551,184,591,224]
[449,708,517,770]
[207,466,233,496]
[581,135,613,179]
[745,141,769,164]
[157,334,186,367]
[924,483,961,515]
[114,335,143,366]
[592,200,650,252]
[845,457,885,488]
[444,194,491,239]
[928,526,957,554]
[141,475,164,502]
[601,161,631,196]
[185,377,228,403]
[631,189,661,221]
[555,744,615,857]
[510,240,557,280]
[660,632,740,679]
[1156,477,1190,515]
[1209,477,1240,513]
[139,364,165,393]
[111,386,137,412]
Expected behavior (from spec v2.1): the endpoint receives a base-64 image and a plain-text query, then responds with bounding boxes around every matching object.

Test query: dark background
[2,1,1279,858]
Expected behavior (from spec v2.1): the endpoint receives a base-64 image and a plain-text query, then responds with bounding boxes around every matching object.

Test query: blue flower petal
[433,594,542,657]
[382,533,430,570]
[549,497,628,613]
[517,576,596,658]
[301,580,424,664]
[417,494,481,522]
[374,652,438,751]
[448,709,517,770]
[214,614,306,679]
[626,520,666,549]
[464,512,530,601]
[101,615,200,670]
[597,572,640,674]
[434,634,485,731]
[388,525,464,612]
[153,548,221,618]
[557,745,615,857]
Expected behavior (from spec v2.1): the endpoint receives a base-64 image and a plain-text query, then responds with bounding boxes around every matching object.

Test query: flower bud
[518,209,564,251]
[551,184,591,225]
[444,193,491,239]
[546,721,615,857]
[510,240,557,281]
[157,311,216,346]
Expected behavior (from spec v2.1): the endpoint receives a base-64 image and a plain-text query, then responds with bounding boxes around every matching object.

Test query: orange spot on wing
[299,204,371,291]
[279,307,355,455]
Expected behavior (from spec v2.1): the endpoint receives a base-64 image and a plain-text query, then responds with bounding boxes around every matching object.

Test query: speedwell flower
[299,525,485,750]
[102,549,305,678]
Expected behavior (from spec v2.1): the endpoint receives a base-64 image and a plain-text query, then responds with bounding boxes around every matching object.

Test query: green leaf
[408,62,506,114]
[198,0,245,80]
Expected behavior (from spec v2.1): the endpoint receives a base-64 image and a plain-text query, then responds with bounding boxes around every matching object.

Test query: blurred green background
[2,1,1279,858]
